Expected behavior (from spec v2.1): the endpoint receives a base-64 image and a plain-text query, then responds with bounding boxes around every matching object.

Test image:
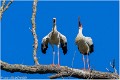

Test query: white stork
[75,17,94,70]
[41,18,67,66]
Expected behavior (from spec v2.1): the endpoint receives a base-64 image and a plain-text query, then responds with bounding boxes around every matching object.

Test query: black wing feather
[89,44,94,53]
[61,42,67,55]
[41,43,48,54]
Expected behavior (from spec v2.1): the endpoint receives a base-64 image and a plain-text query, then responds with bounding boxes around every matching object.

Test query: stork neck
[52,24,57,32]
[78,28,83,36]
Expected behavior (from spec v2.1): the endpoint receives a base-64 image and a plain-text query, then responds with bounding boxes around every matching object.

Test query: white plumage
[75,17,94,69]
[41,18,67,66]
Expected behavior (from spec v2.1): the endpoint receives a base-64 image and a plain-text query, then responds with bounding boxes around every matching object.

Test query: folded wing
[85,37,94,53]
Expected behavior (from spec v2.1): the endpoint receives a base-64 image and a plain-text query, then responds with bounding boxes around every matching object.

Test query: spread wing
[59,32,67,55]
[41,35,49,54]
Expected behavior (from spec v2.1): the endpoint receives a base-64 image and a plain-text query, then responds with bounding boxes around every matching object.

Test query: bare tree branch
[0,0,13,20]
[31,0,39,65]
[110,59,117,74]
[3,0,13,12]
[1,0,6,9]
[0,0,119,79]
[106,59,117,74]
[0,0,6,20]
[49,72,69,79]
[71,51,76,68]
[0,60,119,79]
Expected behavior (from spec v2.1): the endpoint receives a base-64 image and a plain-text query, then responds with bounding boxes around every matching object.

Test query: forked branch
[0,0,13,20]
[106,59,117,74]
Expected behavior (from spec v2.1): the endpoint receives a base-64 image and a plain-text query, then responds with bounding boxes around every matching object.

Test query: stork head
[78,16,82,29]
[53,18,56,24]
[52,18,57,32]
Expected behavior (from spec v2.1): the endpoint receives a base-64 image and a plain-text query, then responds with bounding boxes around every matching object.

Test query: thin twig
[106,59,118,74]
[106,68,112,73]
[0,0,13,20]
[69,51,78,78]
[29,27,32,32]
[0,0,6,20]
[3,0,13,12]
[1,0,6,9]
[71,51,76,68]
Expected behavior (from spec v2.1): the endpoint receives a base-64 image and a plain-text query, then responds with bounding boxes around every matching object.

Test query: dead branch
[0,60,119,79]
[3,0,13,12]
[49,72,70,79]
[31,0,39,65]
[0,0,13,20]
[106,59,117,74]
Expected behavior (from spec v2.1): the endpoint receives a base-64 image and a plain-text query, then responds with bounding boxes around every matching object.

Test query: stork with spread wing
[41,18,67,66]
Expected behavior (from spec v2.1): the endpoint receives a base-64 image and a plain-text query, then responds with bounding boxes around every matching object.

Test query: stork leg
[87,54,90,70]
[52,46,55,66]
[57,45,60,67]
[82,54,85,70]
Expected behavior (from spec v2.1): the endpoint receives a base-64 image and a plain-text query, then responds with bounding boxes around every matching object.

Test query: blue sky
[1,1,119,79]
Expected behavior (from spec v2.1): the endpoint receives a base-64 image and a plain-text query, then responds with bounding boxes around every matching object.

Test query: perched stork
[75,17,94,70]
[41,18,67,66]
